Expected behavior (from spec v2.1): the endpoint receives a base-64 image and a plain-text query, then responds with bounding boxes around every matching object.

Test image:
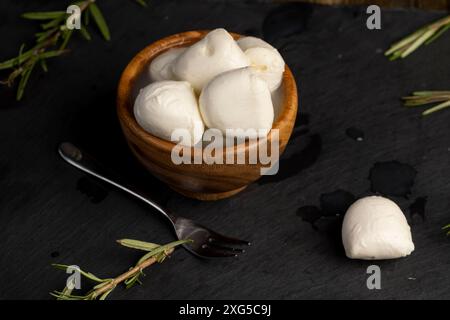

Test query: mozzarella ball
[172,28,250,92]
[149,47,185,82]
[134,81,204,146]
[245,47,285,92]
[237,36,274,51]
[237,36,285,92]
[199,67,274,137]
[342,196,415,260]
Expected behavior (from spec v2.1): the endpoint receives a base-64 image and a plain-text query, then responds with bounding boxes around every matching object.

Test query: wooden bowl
[117,30,298,200]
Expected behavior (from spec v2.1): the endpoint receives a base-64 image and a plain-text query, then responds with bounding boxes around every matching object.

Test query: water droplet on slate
[346,127,364,142]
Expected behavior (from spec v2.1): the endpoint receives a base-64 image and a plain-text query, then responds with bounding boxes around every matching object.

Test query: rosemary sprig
[385,15,450,60]
[51,238,191,300]
[0,0,147,101]
[135,0,148,7]
[402,91,450,116]
[443,224,450,236]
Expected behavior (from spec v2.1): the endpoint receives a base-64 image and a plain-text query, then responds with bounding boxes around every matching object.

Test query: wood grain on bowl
[117,31,298,200]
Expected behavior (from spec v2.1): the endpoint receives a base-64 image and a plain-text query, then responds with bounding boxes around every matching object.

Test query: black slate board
[1,0,450,300]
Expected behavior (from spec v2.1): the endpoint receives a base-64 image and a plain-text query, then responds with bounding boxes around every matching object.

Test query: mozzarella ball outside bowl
[342,196,415,260]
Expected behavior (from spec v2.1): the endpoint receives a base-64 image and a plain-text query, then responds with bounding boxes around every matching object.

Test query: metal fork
[58,142,250,258]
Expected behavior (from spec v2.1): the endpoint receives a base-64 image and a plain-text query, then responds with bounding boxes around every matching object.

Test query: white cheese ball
[237,36,285,92]
[172,28,250,92]
[342,196,415,260]
[149,47,185,82]
[237,36,275,51]
[199,67,274,138]
[134,81,204,146]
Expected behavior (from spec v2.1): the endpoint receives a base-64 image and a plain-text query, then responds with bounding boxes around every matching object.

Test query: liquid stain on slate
[409,196,427,222]
[296,205,322,230]
[345,127,364,142]
[50,251,60,258]
[369,161,417,198]
[258,134,322,184]
[76,176,109,204]
[297,190,355,230]
[291,113,311,139]
[296,190,354,254]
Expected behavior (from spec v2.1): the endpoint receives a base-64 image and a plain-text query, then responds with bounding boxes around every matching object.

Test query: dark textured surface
[1,0,450,300]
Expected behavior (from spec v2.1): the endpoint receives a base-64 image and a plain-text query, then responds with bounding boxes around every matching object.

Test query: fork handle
[58,142,174,222]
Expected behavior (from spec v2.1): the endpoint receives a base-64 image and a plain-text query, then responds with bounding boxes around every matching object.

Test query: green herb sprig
[443,225,450,236]
[402,91,450,116]
[51,239,190,300]
[385,15,450,60]
[0,0,147,101]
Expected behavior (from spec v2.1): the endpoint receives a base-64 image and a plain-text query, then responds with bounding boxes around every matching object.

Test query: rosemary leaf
[404,97,450,106]
[444,225,450,236]
[79,25,92,41]
[56,277,76,300]
[36,27,58,43]
[388,51,403,61]
[93,281,113,290]
[17,44,26,65]
[125,273,143,289]
[422,100,450,116]
[53,290,86,300]
[84,9,90,25]
[40,58,48,72]
[60,30,74,50]
[51,263,71,271]
[135,0,148,7]
[413,91,450,96]
[136,239,192,265]
[401,28,435,58]
[50,292,73,300]
[52,290,87,299]
[22,11,66,20]
[89,3,111,41]
[41,17,65,30]
[40,50,68,59]
[117,239,161,251]
[0,50,33,70]
[99,288,114,300]
[16,61,35,100]
[425,23,450,45]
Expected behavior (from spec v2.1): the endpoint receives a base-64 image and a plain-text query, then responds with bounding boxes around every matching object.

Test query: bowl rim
[117,30,298,155]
